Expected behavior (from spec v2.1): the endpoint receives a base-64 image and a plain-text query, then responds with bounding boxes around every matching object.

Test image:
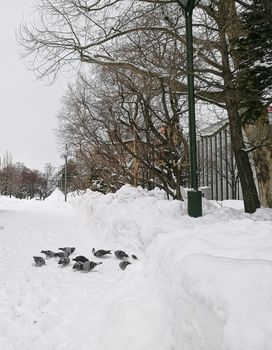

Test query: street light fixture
[178,0,201,11]
[178,0,202,217]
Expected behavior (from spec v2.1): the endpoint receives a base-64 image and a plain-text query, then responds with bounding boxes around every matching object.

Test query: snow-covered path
[0,196,172,350]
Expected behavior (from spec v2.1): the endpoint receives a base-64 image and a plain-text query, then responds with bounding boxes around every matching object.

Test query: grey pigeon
[33,256,46,266]
[92,248,111,257]
[58,247,75,255]
[54,251,69,258]
[40,250,55,258]
[119,261,131,270]
[72,262,84,271]
[58,256,70,266]
[82,260,103,272]
[72,255,89,263]
[114,250,129,259]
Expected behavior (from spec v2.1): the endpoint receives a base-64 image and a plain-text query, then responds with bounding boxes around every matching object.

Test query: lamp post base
[187,190,202,217]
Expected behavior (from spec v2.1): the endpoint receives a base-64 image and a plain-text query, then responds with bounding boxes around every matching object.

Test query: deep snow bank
[68,185,272,350]
[69,185,183,251]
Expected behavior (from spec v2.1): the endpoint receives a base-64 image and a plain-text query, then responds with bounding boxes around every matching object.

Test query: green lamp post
[178,0,202,217]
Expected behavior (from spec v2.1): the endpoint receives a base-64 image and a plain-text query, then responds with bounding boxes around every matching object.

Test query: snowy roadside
[0,186,272,350]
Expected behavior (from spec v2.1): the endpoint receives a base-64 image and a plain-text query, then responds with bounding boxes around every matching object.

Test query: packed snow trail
[0,194,173,350]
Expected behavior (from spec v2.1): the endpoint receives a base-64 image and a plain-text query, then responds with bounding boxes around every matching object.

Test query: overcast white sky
[0,1,70,171]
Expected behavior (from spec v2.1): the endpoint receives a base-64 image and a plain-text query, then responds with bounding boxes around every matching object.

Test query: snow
[44,188,65,203]
[0,185,272,350]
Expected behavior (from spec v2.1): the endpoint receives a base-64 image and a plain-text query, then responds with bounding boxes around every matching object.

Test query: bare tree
[57,67,190,198]
[205,0,259,212]
[0,154,56,199]
[19,0,266,212]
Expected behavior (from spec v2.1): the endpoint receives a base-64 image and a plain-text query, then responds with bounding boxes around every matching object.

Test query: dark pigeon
[114,250,129,259]
[33,256,46,266]
[40,250,55,258]
[58,256,70,266]
[58,247,76,255]
[82,260,103,272]
[119,261,131,270]
[92,248,111,257]
[72,255,89,263]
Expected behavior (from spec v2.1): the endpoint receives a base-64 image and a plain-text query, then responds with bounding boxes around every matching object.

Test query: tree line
[18,0,272,212]
[0,152,57,199]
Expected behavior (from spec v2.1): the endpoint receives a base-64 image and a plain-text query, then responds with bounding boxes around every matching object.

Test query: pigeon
[33,256,46,266]
[72,262,84,271]
[92,248,111,257]
[54,251,69,258]
[82,260,103,272]
[58,256,70,266]
[40,250,55,258]
[119,261,131,270]
[131,254,138,260]
[114,250,129,259]
[72,255,89,263]
[58,247,76,255]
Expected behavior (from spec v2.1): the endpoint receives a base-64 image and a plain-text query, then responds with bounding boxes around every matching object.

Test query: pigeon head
[72,262,83,270]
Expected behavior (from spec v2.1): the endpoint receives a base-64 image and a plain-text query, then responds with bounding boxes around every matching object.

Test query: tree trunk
[226,101,260,213]
[218,0,260,213]
[244,113,272,207]
[223,0,270,209]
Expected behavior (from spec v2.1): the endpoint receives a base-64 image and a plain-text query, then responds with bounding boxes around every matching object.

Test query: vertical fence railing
[219,131,223,200]
[209,137,214,199]
[197,124,242,201]
[205,138,209,186]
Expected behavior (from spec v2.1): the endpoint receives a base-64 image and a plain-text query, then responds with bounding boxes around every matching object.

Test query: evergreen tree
[234,0,272,123]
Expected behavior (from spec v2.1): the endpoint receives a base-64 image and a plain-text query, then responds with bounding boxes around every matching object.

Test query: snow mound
[70,185,182,250]
[44,188,65,203]
[68,185,272,349]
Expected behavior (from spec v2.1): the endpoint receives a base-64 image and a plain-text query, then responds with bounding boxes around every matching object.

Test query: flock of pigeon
[33,247,138,271]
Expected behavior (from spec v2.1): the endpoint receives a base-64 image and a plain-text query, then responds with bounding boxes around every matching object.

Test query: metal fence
[196,121,242,201]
